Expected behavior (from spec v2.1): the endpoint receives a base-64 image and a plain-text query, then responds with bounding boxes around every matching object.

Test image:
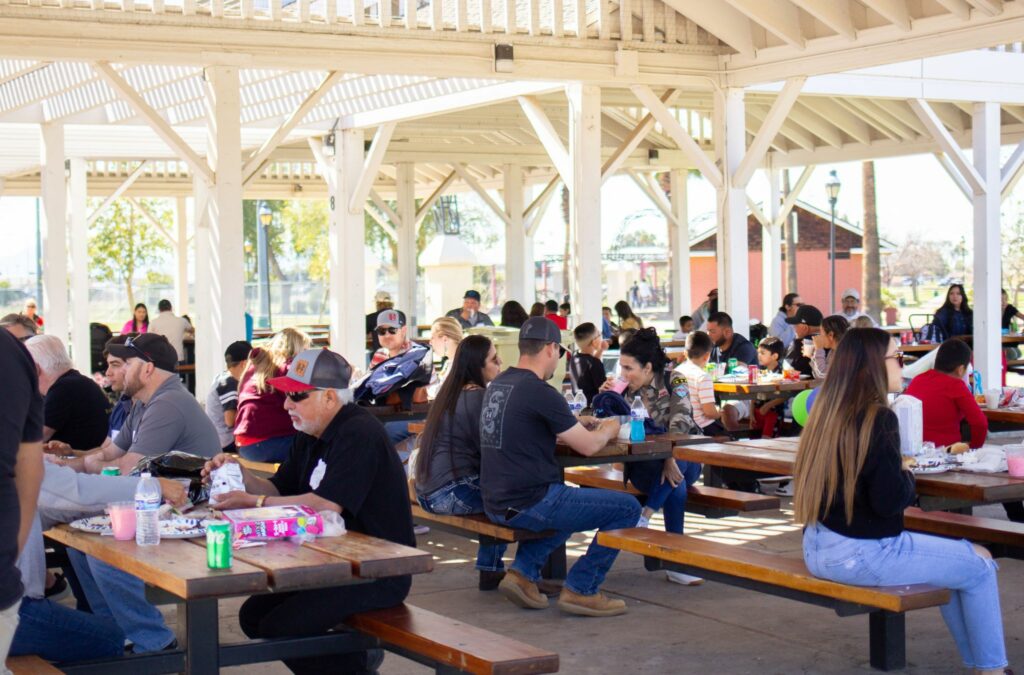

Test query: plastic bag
[891,395,923,456]
[210,463,245,505]
[317,510,346,538]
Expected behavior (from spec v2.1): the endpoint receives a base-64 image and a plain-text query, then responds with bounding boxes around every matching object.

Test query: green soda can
[727,358,738,374]
[101,467,120,476]
[206,522,232,569]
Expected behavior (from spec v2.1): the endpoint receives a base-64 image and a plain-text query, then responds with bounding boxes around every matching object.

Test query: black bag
[133,451,211,504]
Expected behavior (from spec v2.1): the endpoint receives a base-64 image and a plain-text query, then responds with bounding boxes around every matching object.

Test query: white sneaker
[665,570,704,586]
[414,525,430,535]
[636,515,650,529]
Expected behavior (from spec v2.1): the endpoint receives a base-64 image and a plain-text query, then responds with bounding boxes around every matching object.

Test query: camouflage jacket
[625,371,698,434]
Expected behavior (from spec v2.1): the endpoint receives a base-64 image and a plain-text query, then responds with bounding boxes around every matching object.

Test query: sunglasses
[285,389,323,403]
[123,336,152,363]
[888,350,905,368]
[376,327,399,336]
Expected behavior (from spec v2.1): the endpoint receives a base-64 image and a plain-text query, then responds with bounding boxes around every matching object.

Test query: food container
[221,504,322,541]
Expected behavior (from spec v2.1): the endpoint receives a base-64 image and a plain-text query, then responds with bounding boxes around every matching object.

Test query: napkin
[958,446,1007,473]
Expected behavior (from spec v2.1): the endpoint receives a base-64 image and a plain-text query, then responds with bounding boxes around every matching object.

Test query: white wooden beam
[627,169,678,229]
[973,101,1001,397]
[415,170,456,226]
[601,88,679,182]
[86,159,150,227]
[801,98,873,144]
[365,198,399,241]
[668,169,690,319]
[39,123,68,346]
[933,0,972,20]
[125,195,174,244]
[1000,139,1024,200]
[395,162,417,325]
[788,0,856,40]
[859,0,911,30]
[328,128,367,368]
[307,136,336,191]
[722,0,806,48]
[714,87,750,332]
[242,70,342,185]
[518,95,571,185]
[567,83,602,329]
[368,189,401,235]
[773,164,814,228]
[93,62,213,184]
[525,176,559,237]
[746,194,769,228]
[787,101,843,148]
[909,98,985,195]
[347,122,395,214]
[504,164,531,303]
[733,77,804,188]
[68,157,91,374]
[659,0,756,57]
[933,151,972,201]
[452,163,512,227]
[966,0,1003,17]
[631,84,722,189]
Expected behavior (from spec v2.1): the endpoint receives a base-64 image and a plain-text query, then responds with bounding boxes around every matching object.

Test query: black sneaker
[363,648,385,673]
[44,573,70,601]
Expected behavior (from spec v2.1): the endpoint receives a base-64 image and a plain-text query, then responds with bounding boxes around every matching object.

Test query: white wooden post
[39,123,69,345]
[973,102,1001,389]
[329,129,367,367]
[68,157,91,373]
[714,88,750,335]
[175,195,189,315]
[199,66,245,394]
[567,83,602,330]
[192,175,211,377]
[503,164,529,305]
[396,162,417,329]
[763,167,783,324]
[669,168,690,320]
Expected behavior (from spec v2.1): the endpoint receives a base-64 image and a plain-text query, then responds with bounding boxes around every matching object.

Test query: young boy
[673,331,728,436]
[570,322,607,405]
[905,338,988,449]
[672,315,694,341]
[206,340,252,453]
[751,336,786,438]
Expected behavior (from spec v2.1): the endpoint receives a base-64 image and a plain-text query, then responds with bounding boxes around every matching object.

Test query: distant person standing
[22,299,43,330]
[691,289,717,330]
[446,290,494,329]
[839,289,877,327]
[120,303,149,335]
[147,299,193,362]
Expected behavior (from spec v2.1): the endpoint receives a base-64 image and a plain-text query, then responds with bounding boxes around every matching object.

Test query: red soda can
[748,364,759,383]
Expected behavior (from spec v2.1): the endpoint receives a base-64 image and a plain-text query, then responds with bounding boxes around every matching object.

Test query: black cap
[108,333,179,372]
[786,304,824,326]
[520,317,567,356]
[463,290,482,301]
[224,340,252,364]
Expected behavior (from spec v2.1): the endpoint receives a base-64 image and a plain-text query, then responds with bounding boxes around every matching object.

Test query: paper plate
[69,515,207,539]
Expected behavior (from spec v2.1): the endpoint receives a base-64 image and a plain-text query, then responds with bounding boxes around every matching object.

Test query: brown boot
[498,569,549,610]
[557,588,627,617]
[535,578,563,597]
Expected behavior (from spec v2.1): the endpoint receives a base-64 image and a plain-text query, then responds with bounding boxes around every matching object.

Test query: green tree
[243,200,289,282]
[89,198,171,307]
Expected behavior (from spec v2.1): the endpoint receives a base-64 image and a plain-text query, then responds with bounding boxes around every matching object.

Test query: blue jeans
[629,460,702,534]
[10,597,124,663]
[418,476,507,571]
[384,421,413,463]
[486,484,640,596]
[68,549,175,652]
[803,523,1007,670]
[238,435,293,463]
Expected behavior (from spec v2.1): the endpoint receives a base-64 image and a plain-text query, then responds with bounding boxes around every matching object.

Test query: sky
[2,149,1022,287]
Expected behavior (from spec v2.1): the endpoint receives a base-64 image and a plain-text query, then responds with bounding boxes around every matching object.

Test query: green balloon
[792,389,812,427]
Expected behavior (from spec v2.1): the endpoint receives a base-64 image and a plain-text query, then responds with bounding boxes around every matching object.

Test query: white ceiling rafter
[721,0,806,49]
[788,0,857,40]
[857,0,912,32]
[659,0,756,57]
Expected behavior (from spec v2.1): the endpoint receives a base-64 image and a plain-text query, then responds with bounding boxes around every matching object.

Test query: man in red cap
[203,347,414,673]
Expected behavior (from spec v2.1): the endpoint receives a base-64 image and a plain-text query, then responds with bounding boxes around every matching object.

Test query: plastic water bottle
[564,390,577,415]
[573,391,587,416]
[629,396,646,442]
[135,472,162,546]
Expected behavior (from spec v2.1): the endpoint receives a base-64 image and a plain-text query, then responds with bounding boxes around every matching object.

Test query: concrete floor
[190,499,1024,675]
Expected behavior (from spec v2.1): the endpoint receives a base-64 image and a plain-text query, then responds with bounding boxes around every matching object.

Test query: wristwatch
[255,494,267,508]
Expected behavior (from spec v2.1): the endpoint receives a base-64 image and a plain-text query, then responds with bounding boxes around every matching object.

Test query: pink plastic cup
[1007,448,1024,478]
[608,377,628,394]
[109,502,137,541]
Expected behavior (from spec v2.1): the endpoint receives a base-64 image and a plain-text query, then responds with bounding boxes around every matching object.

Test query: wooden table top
[713,379,821,395]
[900,334,1024,353]
[984,408,1024,425]
[673,439,1024,505]
[46,522,433,600]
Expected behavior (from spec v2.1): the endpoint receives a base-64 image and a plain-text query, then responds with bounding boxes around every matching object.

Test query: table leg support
[179,598,220,675]
[541,543,567,580]
[869,610,905,671]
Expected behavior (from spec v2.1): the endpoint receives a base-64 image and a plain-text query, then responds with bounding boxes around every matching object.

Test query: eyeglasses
[887,351,905,368]
[285,389,323,403]
[123,336,152,363]
[376,327,399,336]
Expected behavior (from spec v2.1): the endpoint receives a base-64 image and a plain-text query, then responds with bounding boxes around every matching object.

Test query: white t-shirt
[148,311,192,361]
[675,360,717,429]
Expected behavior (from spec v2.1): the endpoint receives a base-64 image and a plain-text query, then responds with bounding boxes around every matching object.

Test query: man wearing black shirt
[0,329,45,664]
[785,304,823,378]
[204,347,414,674]
[482,317,639,617]
[569,322,607,405]
[707,312,758,429]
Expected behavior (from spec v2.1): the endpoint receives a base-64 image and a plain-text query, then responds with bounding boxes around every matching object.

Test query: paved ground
[181,497,1024,675]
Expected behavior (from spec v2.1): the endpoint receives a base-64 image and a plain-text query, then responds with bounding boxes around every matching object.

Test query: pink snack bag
[221,504,322,542]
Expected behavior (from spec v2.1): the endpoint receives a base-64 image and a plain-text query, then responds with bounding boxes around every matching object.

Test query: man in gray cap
[480,317,640,617]
[839,288,877,326]
[203,348,414,674]
[446,290,494,328]
[369,308,413,367]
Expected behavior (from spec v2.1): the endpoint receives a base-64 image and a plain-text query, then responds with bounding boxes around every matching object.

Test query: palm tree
[862,161,882,322]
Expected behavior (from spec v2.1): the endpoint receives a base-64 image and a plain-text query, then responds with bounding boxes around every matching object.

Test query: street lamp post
[825,170,841,314]
[257,201,273,329]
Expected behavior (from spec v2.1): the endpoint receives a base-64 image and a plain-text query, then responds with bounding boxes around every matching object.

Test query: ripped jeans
[803,522,1007,670]
[417,475,506,572]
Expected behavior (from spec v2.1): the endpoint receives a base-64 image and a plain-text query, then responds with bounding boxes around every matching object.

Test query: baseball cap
[376,309,406,329]
[463,290,482,301]
[519,316,567,356]
[268,348,353,393]
[786,304,824,326]
[224,340,252,364]
[842,288,861,301]
[107,333,179,372]
[374,290,392,303]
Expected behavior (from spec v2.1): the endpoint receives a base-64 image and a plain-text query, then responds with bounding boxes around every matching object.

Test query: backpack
[353,345,434,406]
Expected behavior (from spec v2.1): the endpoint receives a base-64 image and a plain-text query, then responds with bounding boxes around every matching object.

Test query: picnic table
[984,408,1024,425]
[45,524,432,674]
[713,378,821,401]
[673,437,1024,511]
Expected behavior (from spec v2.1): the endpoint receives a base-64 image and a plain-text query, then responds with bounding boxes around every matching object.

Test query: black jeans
[238,577,410,674]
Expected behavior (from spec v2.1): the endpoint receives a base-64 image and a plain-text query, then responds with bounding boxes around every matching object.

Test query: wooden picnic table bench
[597,528,950,671]
[5,656,63,675]
[903,506,1024,559]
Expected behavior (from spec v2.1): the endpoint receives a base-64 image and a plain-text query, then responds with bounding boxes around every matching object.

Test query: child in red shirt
[751,337,786,438]
[904,338,988,449]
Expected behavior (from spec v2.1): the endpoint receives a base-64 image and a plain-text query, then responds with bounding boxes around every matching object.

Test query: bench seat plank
[904,507,1024,548]
[411,505,547,542]
[347,603,559,675]
[6,656,63,675]
[563,467,780,511]
[597,528,949,614]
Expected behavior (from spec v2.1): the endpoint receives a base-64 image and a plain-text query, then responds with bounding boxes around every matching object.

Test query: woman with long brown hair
[794,328,1008,674]
[414,335,506,589]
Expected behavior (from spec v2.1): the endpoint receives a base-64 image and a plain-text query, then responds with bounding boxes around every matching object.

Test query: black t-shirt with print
[45,369,110,450]
[269,404,415,551]
[1,330,44,610]
[479,367,578,514]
